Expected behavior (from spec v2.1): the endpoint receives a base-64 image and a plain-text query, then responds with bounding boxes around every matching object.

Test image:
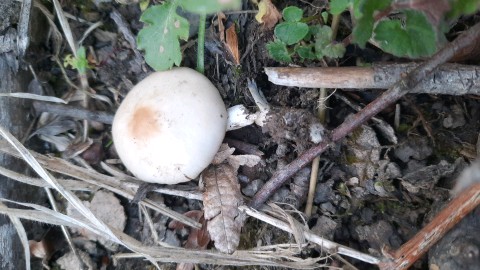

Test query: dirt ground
[9,0,480,269]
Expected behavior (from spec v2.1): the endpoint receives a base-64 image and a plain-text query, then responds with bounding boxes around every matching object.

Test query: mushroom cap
[112,67,227,184]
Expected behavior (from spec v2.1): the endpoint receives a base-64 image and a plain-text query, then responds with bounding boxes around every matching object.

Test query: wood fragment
[265,63,480,95]
[379,183,480,270]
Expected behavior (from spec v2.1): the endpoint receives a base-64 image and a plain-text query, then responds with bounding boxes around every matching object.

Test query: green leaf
[274,21,309,45]
[267,41,292,62]
[330,0,351,15]
[313,25,333,58]
[352,0,392,47]
[295,45,316,60]
[448,0,480,19]
[63,46,89,74]
[323,43,346,58]
[282,6,304,22]
[374,10,437,58]
[137,2,190,71]
[321,11,329,24]
[178,0,241,14]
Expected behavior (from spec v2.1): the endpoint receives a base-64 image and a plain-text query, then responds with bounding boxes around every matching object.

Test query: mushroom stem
[226,79,270,131]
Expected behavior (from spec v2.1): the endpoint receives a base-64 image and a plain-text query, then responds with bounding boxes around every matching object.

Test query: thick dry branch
[265,63,480,95]
[379,183,480,269]
[250,22,480,209]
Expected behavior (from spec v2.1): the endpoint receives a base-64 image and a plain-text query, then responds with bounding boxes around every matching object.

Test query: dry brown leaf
[217,12,226,43]
[212,143,236,165]
[225,24,240,65]
[212,143,261,170]
[170,211,210,270]
[255,0,282,30]
[203,163,245,253]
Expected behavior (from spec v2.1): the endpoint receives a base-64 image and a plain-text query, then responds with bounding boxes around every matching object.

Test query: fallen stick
[250,22,480,209]
[265,63,480,95]
[379,182,480,269]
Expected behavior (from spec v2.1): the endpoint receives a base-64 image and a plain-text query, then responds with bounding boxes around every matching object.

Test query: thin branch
[250,22,480,209]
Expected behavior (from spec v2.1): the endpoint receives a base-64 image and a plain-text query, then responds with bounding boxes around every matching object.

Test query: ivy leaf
[179,0,241,14]
[323,43,346,58]
[352,0,392,47]
[267,41,292,62]
[330,0,351,15]
[374,10,437,58]
[313,25,333,58]
[295,45,316,60]
[282,6,304,22]
[274,21,309,45]
[137,2,190,71]
[447,0,480,19]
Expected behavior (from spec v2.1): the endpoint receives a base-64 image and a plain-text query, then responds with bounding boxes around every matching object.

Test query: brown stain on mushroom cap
[129,106,161,140]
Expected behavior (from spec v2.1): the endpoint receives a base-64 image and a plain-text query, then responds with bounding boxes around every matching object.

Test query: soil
[7,0,480,269]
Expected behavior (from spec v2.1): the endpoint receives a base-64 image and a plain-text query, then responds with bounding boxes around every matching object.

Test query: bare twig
[250,22,480,209]
[265,63,480,96]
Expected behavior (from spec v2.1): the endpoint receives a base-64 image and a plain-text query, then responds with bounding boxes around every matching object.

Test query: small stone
[163,230,181,247]
[394,137,432,163]
[56,250,95,270]
[314,183,334,204]
[242,179,264,197]
[272,187,290,203]
[311,216,337,240]
[443,104,466,129]
[320,202,337,215]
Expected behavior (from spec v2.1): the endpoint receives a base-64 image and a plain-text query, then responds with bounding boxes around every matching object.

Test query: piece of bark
[265,63,480,95]
[0,1,45,269]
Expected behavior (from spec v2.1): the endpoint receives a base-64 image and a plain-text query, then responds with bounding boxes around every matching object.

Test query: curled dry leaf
[170,210,210,270]
[218,12,240,65]
[212,143,262,170]
[203,163,245,253]
[255,0,282,30]
[225,24,240,65]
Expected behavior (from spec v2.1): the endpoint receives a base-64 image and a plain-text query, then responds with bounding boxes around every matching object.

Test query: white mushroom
[112,67,227,184]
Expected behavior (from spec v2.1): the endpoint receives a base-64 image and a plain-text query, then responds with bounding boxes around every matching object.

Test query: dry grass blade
[0,140,201,229]
[78,21,103,45]
[240,205,381,265]
[51,0,77,54]
[1,202,31,270]
[0,93,67,103]
[0,165,93,190]
[33,0,63,56]
[203,163,244,253]
[0,199,105,236]
[0,124,119,242]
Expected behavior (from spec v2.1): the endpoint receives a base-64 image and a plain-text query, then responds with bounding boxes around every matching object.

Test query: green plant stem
[331,14,340,40]
[197,12,206,74]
